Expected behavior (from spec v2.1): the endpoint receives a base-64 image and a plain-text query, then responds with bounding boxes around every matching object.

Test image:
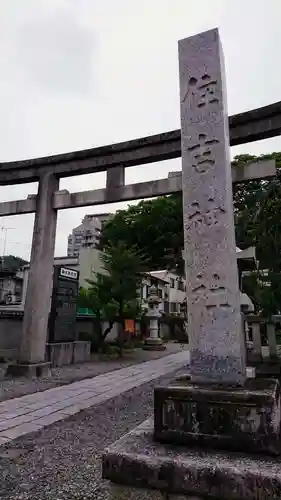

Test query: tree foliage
[0,255,28,271]
[78,243,146,350]
[101,242,146,323]
[233,152,281,316]
[100,152,281,315]
[99,194,183,272]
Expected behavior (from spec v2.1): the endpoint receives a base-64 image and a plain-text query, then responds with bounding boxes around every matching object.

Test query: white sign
[60,267,78,280]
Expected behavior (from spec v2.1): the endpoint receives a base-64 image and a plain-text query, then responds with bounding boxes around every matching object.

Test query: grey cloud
[15,9,97,96]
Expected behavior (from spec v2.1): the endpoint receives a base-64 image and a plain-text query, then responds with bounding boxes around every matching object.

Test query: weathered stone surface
[251,322,263,362]
[73,340,91,363]
[102,418,281,499]
[106,166,125,202]
[19,173,59,364]
[179,29,246,385]
[143,341,166,351]
[267,323,278,359]
[154,378,281,455]
[0,100,279,187]
[0,160,274,216]
[143,286,165,351]
[46,342,74,367]
[7,362,51,378]
[0,363,7,381]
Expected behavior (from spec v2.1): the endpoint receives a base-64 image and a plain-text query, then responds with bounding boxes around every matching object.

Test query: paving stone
[0,351,189,441]
[60,404,83,415]
[75,394,114,409]
[0,404,75,431]
[0,422,43,439]
[32,411,69,427]
[0,415,33,431]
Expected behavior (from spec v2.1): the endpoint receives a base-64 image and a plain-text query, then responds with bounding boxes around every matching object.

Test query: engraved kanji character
[185,133,219,174]
[182,73,220,108]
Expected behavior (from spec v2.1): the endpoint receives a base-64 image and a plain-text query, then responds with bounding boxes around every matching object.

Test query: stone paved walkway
[0,350,189,446]
[0,342,188,403]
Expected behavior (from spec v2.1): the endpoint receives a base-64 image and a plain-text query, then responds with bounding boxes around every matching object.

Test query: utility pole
[0,226,15,268]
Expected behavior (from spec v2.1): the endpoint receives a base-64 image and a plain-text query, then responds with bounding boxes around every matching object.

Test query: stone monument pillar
[102,28,281,500]
[179,29,246,385]
[153,28,281,453]
[143,285,166,351]
[8,173,59,377]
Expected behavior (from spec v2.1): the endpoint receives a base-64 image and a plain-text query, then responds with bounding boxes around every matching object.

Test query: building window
[178,280,184,291]
[170,278,175,288]
[170,302,177,313]
[158,288,163,299]
[164,301,169,314]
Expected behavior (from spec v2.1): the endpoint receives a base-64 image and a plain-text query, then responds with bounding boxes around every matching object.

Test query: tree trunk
[102,321,114,341]
[91,317,103,352]
[116,300,125,357]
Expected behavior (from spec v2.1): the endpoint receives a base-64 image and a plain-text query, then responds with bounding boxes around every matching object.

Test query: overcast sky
[0,0,280,260]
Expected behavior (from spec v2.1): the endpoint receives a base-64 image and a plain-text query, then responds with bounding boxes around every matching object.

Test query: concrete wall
[78,247,106,288]
[0,312,23,357]
[0,311,176,358]
[0,312,144,358]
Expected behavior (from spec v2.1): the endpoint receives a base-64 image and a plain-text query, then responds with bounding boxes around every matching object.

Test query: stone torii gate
[0,54,279,376]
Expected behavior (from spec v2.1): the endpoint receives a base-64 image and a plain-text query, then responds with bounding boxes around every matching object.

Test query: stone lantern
[143,285,166,350]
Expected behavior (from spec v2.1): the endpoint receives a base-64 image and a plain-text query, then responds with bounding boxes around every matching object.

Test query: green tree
[0,255,28,271]
[102,243,146,341]
[78,275,118,351]
[99,194,183,272]
[78,243,146,351]
[233,152,281,316]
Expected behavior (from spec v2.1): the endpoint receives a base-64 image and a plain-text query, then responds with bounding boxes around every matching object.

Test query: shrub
[78,331,100,353]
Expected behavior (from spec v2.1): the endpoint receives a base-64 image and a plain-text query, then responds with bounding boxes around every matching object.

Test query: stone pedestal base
[154,377,281,456]
[7,362,51,378]
[256,361,281,379]
[142,338,166,351]
[73,340,91,363]
[247,352,263,364]
[247,355,281,379]
[46,342,74,367]
[102,418,281,500]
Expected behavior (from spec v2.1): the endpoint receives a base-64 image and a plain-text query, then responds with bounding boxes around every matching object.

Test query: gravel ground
[0,366,187,500]
[0,342,188,403]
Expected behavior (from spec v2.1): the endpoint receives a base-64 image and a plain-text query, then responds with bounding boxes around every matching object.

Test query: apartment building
[93,213,113,228]
[67,215,102,257]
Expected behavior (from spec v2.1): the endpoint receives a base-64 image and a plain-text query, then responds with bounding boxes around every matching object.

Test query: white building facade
[141,270,186,317]
[67,215,102,257]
